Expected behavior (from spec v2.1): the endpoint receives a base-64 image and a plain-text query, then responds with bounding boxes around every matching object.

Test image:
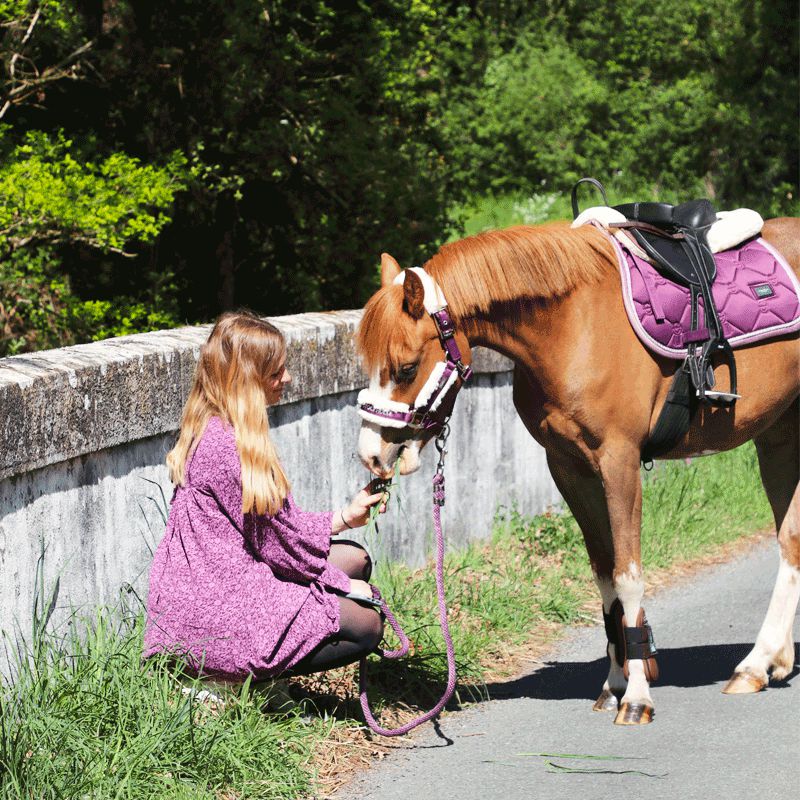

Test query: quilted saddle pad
[609,235,800,359]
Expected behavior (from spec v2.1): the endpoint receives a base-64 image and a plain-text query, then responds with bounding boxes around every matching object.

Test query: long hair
[167,310,291,515]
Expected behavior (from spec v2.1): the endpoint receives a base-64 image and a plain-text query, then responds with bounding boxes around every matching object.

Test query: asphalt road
[337,540,800,800]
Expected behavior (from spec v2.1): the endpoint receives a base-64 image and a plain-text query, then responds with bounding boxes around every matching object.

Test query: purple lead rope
[358,470,457,736]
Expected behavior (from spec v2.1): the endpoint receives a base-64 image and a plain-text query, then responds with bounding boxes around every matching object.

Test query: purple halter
[357,290,473,434]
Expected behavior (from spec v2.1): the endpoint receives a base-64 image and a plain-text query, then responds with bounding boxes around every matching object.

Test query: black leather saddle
[571,178,741,462]
[612,200,718,286]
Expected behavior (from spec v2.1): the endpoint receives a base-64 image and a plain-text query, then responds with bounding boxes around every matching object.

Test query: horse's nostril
[371,455,382,472]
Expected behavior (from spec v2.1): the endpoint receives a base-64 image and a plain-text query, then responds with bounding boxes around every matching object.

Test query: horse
[354,216,800,725]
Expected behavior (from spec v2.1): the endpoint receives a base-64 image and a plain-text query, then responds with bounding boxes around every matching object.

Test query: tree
[0,2,188,354]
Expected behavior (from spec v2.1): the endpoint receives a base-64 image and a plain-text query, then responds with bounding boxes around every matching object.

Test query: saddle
[572,178,741,409]
[570,178,757,463]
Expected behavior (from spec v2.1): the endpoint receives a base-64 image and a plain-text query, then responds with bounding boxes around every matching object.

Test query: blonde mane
[357,222,615,373]
[426,221,614,318]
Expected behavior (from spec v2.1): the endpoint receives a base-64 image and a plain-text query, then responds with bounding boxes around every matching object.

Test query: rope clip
[434,420,451,476]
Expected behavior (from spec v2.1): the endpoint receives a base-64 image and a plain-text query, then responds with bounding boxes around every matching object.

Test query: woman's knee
[338,597,384,650]
[330,541,372,581]
[364,608,384,649]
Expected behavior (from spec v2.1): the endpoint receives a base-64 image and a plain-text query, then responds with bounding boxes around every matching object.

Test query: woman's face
[265,357,291,404]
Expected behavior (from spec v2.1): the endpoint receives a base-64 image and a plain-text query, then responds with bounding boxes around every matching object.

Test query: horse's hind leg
[546,454,628,713]
[724,399,800,693]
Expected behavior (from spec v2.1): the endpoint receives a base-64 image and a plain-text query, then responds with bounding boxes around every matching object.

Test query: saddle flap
[631,229,703,286]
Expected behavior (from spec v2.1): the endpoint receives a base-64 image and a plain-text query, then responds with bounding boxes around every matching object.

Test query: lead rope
[358,425,457,736]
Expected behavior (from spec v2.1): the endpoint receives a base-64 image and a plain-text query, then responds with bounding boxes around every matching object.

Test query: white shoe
[179,675,239,707]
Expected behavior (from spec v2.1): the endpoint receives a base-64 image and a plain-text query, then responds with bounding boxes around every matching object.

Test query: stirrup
[701,390,742,403]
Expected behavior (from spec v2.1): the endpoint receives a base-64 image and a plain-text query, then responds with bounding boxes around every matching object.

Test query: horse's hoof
[721,671,766,694]
[592,689,619,712]
[613,702,654,725]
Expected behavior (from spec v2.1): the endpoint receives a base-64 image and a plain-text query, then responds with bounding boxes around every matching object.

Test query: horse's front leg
[600,443,659,725]
[546,453,629,714]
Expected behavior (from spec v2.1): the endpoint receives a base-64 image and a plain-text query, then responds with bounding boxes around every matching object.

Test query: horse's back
[762,217,800,275]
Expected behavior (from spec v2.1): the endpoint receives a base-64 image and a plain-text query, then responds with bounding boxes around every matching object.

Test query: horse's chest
[512,376,594,459]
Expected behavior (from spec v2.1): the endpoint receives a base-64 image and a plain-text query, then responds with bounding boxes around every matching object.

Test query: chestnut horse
[355,217,800,725]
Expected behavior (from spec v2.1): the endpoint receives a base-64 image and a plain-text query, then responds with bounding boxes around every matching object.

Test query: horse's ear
[380,252,402,288]
[402,269,426,320]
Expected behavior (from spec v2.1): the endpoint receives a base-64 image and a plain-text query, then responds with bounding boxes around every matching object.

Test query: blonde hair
[167,310,291,516]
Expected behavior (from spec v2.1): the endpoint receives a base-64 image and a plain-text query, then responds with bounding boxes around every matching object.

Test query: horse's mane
[357,222,615,373]
[426,222,615,318]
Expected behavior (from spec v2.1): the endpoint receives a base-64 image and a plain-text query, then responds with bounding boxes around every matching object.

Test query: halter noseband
[357,268,472,434]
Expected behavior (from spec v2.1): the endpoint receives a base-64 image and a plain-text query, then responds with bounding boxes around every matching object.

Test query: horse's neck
[464,312,545,365]
[460,272,621,372]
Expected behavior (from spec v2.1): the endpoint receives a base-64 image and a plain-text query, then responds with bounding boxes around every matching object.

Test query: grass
[0,597,328,799]
[0,444,773,798]
[447,176,712,237]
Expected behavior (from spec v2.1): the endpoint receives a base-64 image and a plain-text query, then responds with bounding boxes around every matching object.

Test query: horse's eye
[396,362,419,383]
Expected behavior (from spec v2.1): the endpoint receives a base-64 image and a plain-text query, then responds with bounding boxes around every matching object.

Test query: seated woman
[143,310,385,687]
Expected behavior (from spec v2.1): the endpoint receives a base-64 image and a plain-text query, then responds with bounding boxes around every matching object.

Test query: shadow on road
[486,643,800,701]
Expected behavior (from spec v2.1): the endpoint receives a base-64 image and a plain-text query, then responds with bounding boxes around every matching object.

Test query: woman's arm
[246,500,352,593]
[194,419,352,593]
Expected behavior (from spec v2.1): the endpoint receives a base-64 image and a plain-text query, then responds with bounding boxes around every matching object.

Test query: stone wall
[0,311,559,644]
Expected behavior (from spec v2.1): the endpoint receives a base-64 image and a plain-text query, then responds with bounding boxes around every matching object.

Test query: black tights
[284,541,384,676]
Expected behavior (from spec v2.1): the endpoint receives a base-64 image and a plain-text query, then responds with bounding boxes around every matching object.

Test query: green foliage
[0,0,796,353]
[0,0,81,37]
[440,0,797,212]
[0,247,73,354]
[0,131,187,254]
[0,129,186,355]
[441,31,609,193]
[70,298,181,343]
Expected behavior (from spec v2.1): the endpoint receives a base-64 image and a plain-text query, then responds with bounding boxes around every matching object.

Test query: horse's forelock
[357,284,419,378]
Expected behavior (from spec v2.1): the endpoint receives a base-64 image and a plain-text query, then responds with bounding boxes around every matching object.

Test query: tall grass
[0,589,323,799]
[448,176,714,237]
[640,446,772,567]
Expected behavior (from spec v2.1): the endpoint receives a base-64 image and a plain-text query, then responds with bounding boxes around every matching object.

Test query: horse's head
[355,253,472,477]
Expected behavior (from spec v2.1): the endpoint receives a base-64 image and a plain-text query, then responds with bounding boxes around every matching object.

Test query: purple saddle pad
[610,235,800,359]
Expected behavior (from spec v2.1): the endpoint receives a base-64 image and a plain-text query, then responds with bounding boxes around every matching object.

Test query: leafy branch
[0,3,95,120]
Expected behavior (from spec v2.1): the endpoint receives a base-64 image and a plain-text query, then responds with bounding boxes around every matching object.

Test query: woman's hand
[348,578,374,599]
[331,482,387,533]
